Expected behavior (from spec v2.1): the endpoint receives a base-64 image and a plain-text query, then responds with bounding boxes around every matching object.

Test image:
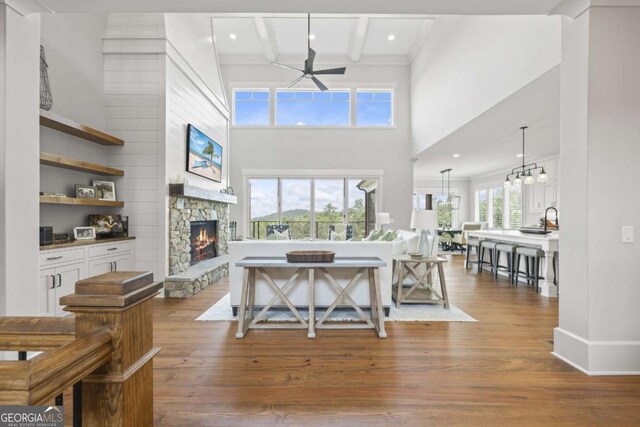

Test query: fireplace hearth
[190,220,217,265]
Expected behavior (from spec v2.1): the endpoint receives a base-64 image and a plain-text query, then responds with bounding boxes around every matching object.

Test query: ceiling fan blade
[307,48,316,72]
[287,75,305,88]
[311,76,328,92]
[272,62,304,73]
[312,67,347,75]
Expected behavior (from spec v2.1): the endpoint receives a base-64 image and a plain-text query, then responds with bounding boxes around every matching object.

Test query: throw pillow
[330,230,347,241]
[404,234,420,253]
[379,230,399,241]
[274,230,290,240]
[364,229,384,241]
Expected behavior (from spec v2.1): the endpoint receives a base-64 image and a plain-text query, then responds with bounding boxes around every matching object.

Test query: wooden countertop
[40,236,135,251]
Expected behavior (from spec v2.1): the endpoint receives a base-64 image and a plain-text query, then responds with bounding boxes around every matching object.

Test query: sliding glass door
[281,179,312,239]
[315,179,344,239]
[248,179,278,239]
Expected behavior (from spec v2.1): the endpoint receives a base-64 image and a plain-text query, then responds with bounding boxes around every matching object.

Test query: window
[474,184,522,229]
[356,90,393,126]
[275,90,350,126]
[508,184,522,229]
[247,177,377,239]
[233,90,269,126]
[412,192,458,228]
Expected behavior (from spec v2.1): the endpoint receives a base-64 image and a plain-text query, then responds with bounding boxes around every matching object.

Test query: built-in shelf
[41,236,135,251]
[40,109,124,146]
[40,152,125,176]
[40,195,125,207]
[169,183,237,205]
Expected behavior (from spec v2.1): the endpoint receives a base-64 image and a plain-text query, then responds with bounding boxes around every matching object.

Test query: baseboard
[553,327,640,375]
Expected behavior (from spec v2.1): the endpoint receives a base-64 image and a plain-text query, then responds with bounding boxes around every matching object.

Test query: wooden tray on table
[286,250,335,263]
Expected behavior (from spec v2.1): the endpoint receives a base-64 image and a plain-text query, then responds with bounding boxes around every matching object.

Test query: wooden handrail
[0,317,75,351]
[0,328,112,405]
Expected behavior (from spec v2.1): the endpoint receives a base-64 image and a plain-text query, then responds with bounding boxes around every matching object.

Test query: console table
[235,256,387,339]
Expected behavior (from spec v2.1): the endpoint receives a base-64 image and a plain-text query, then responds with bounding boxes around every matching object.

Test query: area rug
[196,293,476,323]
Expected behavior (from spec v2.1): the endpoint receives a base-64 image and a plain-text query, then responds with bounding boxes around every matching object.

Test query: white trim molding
[553,327,640,375]
[0,0,50,16]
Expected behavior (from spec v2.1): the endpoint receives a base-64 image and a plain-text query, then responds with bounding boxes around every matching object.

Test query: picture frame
[74,226,96,240]
[186,124,222,183]
[227,187,234,196]
[75,185,97,199]
[89,214,124,237]
[93,180,116,201]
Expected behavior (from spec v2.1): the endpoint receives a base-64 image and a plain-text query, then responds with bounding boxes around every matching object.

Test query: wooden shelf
[40,195,124,207]
[40,110,124,146]
[41,236,135,251]
[40,152,124,176]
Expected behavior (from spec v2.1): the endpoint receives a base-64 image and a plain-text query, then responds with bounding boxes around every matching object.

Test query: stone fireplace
[164,184,237,298]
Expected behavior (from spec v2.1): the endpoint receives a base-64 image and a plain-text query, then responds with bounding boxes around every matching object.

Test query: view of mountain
[252,209,310,221]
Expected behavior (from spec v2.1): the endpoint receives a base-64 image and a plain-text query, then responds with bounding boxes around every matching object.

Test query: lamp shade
[410,209,438,230]
[375,212,391,225]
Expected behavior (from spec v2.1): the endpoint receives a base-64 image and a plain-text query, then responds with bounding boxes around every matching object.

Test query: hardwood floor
[151,256,640,426]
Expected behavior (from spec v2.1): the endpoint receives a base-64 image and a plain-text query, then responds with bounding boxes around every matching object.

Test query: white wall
[555,5,640,374]
[39,13,110,235]
[410,15,561,157]
[0,5,40,316]
[221,63,414,235]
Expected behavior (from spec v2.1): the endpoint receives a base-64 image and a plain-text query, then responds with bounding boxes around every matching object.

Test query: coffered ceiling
[211,14,435,65]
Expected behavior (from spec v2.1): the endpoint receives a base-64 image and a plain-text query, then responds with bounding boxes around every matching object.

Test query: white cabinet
[38,262,85,316]
[39,239,134,317]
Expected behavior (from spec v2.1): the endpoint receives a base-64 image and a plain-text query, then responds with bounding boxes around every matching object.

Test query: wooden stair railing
[0,271,162,427]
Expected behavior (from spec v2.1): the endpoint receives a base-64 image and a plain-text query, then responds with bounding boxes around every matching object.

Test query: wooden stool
[515,246,546,292]
[478,241,497,275]
[494,243,518,283]
[465,237,481,269]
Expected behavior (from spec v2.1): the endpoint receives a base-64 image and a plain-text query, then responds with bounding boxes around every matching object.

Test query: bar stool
[515,246,545,292]
[478,241,497,275]
[494,243,518,283]
[465,237,481,269]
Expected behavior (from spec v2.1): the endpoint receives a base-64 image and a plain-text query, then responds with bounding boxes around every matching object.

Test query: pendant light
[504,126,548,187]
[439,168,461,211]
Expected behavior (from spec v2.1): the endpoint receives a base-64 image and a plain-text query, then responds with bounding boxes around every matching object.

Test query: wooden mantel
[169,183,237,205]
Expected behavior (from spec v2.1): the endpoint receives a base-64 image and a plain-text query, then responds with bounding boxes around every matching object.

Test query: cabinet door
[54,263,85,316]
[544,185,556,208]
[111,254,132,272]
[38,268,56,316]
[89,257,114,277]
[531,186,545,212]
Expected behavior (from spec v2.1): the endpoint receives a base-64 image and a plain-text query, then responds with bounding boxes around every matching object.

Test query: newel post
[60,272,162,426]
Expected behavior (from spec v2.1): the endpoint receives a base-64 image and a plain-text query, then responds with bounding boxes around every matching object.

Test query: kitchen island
[468,230,559,297]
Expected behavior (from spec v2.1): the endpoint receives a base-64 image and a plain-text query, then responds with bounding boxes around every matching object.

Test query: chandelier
[504,126,548,188]
[439,168,460,210]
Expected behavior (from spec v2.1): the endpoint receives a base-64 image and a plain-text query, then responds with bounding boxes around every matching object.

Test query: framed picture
[89,214,124,237]
[93,181,116,201]
[74,226,96,240]
[75,185,97,199]
[186,124,222,182]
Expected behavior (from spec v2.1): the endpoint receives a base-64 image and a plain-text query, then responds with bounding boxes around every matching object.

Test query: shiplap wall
[103,13,229,279]
[104,14,166,279]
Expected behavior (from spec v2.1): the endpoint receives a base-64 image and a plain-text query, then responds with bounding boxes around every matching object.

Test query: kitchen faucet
[544,207,559,232]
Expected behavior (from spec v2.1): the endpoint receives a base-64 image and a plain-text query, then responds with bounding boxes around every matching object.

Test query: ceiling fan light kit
[504,126,548,188]
[271,13,347,92]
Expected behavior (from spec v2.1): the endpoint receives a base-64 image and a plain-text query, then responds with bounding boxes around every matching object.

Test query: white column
[0,2,41,316]
[554,2,640,374]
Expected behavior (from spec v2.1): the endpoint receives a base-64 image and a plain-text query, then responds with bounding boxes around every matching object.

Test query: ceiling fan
[271,13,346,92]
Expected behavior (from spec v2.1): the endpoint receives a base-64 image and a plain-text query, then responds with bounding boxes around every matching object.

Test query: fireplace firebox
[190,220,218,265]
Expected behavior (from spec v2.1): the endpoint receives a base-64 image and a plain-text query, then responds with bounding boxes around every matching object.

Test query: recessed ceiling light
[229,33,237,40]
[516,153,524,158]
[452,153,460,158]
[387,34,396,41]
[309,34,316,40]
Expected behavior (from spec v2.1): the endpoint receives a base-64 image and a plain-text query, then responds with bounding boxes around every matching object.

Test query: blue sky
[188,125,222,166]
[235,90,392,126]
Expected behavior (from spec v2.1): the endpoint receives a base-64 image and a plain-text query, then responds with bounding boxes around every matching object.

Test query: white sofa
[228,231,439,316]
[229,240,394,315]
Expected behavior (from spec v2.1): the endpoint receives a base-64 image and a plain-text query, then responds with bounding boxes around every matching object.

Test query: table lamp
[375,212,391,231]
[410,209,438,257]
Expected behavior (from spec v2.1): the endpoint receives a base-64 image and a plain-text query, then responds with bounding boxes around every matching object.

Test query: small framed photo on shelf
[93,180,116,201]
[75,185,97,199]
[74,226,96,241]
